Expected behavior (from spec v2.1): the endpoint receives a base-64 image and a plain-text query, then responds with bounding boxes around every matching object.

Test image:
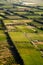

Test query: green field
[0,3,43,65]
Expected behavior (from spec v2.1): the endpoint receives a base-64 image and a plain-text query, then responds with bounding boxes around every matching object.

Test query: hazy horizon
[0,0,43,4]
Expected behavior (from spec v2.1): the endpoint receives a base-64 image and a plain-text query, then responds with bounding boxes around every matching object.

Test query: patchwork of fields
[0,4,43,65]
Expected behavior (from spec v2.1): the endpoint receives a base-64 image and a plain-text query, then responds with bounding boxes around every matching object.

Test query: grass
[9,31,43,65]
[27,33,43,41]
[14,12,28,15]
[15,25,34,33]
[6,15,23,19]
[37,44,43,49]
[21,49,43,65]
[9,32,29,42]
[27,15,42,19]
[3,20,13,23]
[0,29,18,65]
[31,21,43,28]
[0,4,43,65]
[0,31,6,41]
[0,34,6,41]
[35,12,43,14]
[12,19,32,23]
[0,16,3,19]
[0,19,18,65]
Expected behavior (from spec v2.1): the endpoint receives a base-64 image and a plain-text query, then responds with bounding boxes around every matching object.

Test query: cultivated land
[0,3,43,65]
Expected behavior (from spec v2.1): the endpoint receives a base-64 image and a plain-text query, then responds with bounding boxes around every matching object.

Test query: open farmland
[0,2,43,65]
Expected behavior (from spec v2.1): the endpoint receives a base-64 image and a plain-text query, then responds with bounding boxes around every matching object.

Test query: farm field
[8,31,43,65]
[0,3,43,65]
[0,22,18,65]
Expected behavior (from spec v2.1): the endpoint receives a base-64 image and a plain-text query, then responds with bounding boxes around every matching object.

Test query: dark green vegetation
[0,3,43,65]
